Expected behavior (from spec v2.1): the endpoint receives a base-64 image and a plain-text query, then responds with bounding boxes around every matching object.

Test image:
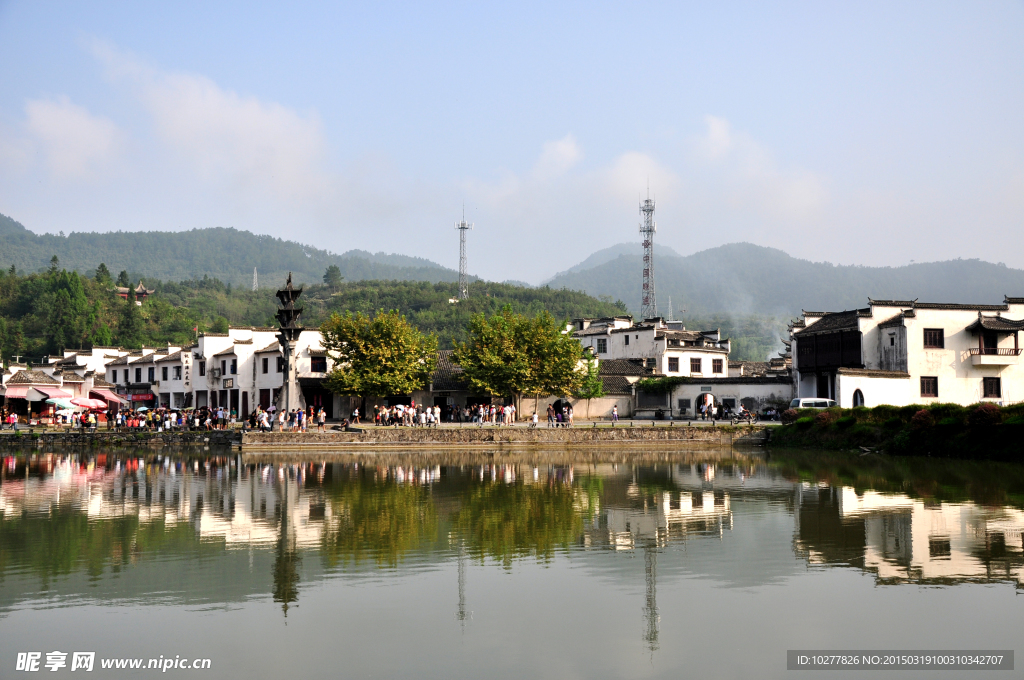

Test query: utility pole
[639,190,658,319]
[455,208,473,300]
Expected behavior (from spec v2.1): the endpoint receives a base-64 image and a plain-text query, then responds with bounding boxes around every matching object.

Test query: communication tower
[455,208,473,299]
[639,191,658,319]
[252,267,258,291]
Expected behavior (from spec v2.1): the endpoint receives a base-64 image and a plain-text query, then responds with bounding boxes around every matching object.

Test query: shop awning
[28,386,73,400]
[2,386,29,399]
[90,389,129,405]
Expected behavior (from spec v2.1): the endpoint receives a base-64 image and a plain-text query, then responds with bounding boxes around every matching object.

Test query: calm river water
[1,447,1022,679]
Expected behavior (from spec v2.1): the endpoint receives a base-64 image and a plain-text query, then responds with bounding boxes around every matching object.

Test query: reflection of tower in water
[452,535,471,630]
[642,538,660,652]
[272,472,301,617]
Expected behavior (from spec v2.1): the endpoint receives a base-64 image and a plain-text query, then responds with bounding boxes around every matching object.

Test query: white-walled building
[574,317,732,377]
[791,296,1024,407]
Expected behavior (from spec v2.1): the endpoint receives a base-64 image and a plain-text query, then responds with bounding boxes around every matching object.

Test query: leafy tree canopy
[321,310,438,397]
[454,306,585,404]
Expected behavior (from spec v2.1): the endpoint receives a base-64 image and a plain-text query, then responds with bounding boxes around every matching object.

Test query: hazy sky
[1,1,1022,282]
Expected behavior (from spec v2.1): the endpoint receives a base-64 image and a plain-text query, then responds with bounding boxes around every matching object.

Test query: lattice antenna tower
[252,267,258,291]
[455,206,473,299]
[639,188,658,319]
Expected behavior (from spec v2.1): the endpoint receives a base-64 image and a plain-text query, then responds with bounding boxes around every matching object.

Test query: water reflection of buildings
[795,484,1024,586]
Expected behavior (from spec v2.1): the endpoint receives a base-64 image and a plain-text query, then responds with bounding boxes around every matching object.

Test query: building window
[162,366,168,381]
[173,366,181,380]
[135,367,142,383]
[645,358,656,368]
[111,370,117,383]
[277,357,285,373]
[262,357,269,374]
[147,367,155,383]
[853,389,864,407]
[920,376,938,398]
[596,338,607,354]
[712,358,723,374]
[199,361,206,376]
[924,329,944,348]
[230,359,237,375]
[690,358,702,373]
[678,398,691,412]
[624,335,629,346]
[983,377,1001,398]
[221,360,227,376]
[668,357,679,372]
[889,335,895,346]
[311,356,327,372]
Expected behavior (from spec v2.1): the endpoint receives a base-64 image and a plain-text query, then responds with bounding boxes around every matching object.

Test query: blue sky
[1,1,1022,282]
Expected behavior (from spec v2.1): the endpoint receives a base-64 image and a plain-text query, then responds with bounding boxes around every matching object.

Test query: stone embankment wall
[242,425,769,448]
[0,426,769,450]
[0,430,242,448]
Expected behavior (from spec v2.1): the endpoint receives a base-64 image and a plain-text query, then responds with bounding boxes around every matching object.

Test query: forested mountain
[542,242,681,283]
[0,267,628,364]
[548,242,1024,317]
[0,213,463,287]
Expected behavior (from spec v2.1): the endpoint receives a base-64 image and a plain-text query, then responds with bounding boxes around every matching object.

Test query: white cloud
[531,134,581,181]
[24,96,120,180]
[688,115,829,222]
[90,41,328,203]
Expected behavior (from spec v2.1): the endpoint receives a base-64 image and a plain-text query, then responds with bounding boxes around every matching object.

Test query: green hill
[0,213,463,287]
[547,242,1024,317]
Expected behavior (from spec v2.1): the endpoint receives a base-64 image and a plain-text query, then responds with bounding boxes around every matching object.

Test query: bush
[890,429,912,453]
[870,405,900,423]
[936,417,961,427]
[882,417,904,432]
[927,403,967,424]
[836,415,857,430]
[968,403,1002,427]
[849,406,871,421]
[815,409,840,427]
[910,409,934,429]
[795,417,815,430]
[1004,415,1024,426]
[898,404,925,422]
[781,409,799,424]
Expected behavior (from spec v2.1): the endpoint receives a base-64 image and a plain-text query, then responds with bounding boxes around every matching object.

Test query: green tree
[116,290,144,348]
[47,289,75,353]
[211,316,229,333]
[323,264,343,288]
[91,322,114,347]
[116,270,130,288]
[95,263,112,284]
[49,254,60,273]
[321,310,438,398]
[454,306,586,414]
[574,355,605,419]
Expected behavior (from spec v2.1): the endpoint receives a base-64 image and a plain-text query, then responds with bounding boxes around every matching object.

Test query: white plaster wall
[671,382,793,417]
[835,375,912,408]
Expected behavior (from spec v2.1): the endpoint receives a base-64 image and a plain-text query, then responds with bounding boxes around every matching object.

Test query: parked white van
[790,398,838,409]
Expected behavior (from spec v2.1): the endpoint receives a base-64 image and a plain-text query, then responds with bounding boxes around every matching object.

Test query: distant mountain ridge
[0,213,464,287]
[542,242,682,283]
[546,242,1024,317]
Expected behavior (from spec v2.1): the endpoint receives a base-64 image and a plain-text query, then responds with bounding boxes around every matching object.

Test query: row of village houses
[2,294,1023,421]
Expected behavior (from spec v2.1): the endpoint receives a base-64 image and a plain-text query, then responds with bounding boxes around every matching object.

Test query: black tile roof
[793,309,868,336]
[598,359,652,376]
[965,315,1024,332]
[600,375,635,395]
[7,370,60,385]
[432,350,468,391]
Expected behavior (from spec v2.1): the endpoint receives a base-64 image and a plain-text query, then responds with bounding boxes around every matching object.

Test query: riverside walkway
[0,420,774,450]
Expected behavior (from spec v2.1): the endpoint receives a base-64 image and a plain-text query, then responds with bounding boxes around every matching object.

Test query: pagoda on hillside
[115,280,155,304]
